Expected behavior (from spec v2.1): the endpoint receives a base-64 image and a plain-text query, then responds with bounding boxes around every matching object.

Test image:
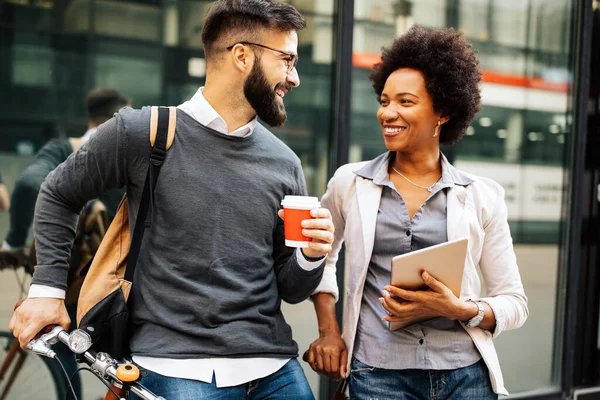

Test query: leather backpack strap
[150,106,176,149]
[125,106,176,282]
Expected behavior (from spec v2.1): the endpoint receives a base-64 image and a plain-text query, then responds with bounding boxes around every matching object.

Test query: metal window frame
[559,0,594,396]
[320,0,354,398]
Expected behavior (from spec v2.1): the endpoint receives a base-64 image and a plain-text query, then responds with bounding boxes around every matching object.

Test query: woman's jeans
[349,357,497,400]
[132,358,314,400]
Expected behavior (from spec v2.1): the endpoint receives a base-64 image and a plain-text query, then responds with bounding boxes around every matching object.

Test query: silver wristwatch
[465,300,485,328]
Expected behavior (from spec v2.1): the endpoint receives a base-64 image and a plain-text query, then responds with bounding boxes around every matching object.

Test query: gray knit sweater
[33,107,325,358]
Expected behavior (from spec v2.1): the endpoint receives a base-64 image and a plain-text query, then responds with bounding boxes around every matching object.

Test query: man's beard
[243,57,291,127]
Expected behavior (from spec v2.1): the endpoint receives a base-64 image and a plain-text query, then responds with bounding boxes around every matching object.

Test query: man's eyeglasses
[226,42,298,74]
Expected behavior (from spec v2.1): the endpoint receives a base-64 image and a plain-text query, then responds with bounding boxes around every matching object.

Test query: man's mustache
[275,82,293,93]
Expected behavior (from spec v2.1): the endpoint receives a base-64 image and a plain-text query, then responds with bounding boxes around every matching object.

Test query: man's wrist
[300,249,325,262]
[312,292,339,336]
[318,323,341,336]
[296,250,323,271]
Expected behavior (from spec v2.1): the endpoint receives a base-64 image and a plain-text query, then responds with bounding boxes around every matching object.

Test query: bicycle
[26,325,165,400]
[1,198,108,399]
[1,256,163,400]
[0,250,72,400]
[0,330,69,400]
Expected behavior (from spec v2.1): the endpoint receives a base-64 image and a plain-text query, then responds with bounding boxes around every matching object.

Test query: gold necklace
[391,166,441,193]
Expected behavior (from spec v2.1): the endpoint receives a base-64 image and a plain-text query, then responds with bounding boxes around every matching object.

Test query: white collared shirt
[178,87,256,137]
[29,87,322,387]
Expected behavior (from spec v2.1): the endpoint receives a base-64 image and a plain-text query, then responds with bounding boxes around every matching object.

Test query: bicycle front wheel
[0,331,67,400]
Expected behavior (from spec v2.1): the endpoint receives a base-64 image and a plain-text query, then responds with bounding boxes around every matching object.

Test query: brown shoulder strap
[149,106,177,149]
[124,106,173,283]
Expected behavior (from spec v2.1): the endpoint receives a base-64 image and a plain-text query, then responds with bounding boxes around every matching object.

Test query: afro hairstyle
[370,25,482,145]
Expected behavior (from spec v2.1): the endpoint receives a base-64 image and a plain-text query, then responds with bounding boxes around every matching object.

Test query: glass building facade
[0,0,598,399]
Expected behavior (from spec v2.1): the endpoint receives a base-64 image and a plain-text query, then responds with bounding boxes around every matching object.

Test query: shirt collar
[178,87,257,137]
[354,151,473,187]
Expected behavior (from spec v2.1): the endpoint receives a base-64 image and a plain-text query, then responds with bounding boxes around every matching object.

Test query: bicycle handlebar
[27,326,165,400]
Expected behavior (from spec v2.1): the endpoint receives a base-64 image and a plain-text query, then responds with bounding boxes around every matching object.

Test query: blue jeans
[349,357,497,400]
[132,358,314,400]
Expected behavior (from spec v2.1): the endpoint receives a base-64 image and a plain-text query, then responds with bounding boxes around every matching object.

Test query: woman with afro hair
[305,25,528,398]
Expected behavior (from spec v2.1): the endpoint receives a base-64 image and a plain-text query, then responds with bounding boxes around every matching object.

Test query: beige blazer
[314,160,529,396]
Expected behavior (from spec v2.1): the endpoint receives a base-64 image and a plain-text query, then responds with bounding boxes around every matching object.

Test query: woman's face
[376,68,445,153]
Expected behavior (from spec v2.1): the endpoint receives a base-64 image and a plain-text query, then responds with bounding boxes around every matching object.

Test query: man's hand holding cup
[278,195,334,259]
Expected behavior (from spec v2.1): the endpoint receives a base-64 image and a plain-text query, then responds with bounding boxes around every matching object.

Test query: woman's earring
[433,120,441,138]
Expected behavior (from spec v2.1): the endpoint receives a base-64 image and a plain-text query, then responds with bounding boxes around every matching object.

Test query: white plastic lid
[280,195,320,210]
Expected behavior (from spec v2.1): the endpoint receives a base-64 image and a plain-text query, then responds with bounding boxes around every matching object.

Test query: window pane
[95,1,162,42]
[95,54,161,107]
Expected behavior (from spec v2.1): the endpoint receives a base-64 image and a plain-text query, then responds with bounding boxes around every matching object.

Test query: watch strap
[465,300,485,328]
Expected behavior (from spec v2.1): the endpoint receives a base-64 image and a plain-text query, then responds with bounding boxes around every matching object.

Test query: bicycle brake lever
[26,326,63,358]
[27,338,57,358]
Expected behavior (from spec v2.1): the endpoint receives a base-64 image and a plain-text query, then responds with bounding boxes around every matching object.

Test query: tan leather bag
[75,106,176,359]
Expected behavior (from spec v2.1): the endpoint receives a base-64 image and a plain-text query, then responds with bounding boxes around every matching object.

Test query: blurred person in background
[0,88,129,400]
[0,169,9,211]
[1,88,130,255]
[306,25,528,399]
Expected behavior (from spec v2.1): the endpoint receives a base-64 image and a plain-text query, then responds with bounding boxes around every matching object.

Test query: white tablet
[388,237,468,330]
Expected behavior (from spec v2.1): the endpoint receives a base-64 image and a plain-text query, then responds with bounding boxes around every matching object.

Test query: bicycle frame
[0,330,68,400]
[0,339,26,400]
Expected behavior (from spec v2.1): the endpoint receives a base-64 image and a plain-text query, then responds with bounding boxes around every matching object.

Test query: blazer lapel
[355,176,382,269]
[447,184,468,241]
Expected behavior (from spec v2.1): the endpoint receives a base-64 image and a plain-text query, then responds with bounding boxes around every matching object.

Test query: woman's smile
[382,124,408,138]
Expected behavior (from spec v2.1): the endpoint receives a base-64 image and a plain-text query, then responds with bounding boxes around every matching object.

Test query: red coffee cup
[280,195,321,248]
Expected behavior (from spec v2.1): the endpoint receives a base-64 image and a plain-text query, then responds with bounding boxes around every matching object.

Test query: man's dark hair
[201,0,305,60]
[86,88,130,125]
[370,25,482,145]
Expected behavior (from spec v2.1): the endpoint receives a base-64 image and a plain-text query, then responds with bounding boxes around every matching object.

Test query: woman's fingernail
[382,289,390,297]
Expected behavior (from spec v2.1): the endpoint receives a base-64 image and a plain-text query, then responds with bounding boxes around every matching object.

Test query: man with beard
[9,1,335,399]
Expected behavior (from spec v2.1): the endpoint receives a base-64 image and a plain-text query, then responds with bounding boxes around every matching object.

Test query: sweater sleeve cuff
[296,249,325,271]
[311,264,339,302]
[28,284,66,299]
